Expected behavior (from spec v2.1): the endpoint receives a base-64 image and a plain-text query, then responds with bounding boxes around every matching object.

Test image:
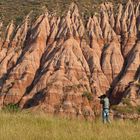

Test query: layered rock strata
[0,1,139,119]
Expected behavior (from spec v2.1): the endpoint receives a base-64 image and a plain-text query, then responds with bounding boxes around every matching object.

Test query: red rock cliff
[0,1,140,119]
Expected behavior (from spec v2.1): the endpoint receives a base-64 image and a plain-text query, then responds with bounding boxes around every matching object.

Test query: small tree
[82,91,93,101]
[2,103,20,113]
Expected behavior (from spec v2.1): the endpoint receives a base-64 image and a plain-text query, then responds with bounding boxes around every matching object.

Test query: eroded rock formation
[0,1,139,119]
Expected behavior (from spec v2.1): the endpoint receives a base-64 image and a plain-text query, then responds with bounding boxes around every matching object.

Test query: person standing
[99,94,111,123]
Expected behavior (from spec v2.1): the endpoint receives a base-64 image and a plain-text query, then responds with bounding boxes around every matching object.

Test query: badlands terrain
[0,0,139,119]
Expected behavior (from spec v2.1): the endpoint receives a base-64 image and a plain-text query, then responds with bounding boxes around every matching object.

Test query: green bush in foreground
[2,103,20,113]
[0,111,139,140]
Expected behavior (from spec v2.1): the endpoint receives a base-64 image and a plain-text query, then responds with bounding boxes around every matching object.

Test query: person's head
[98,94,107,99]
[102,94,107,98]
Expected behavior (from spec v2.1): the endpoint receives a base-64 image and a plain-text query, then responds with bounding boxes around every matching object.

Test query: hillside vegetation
[0,0,130,26]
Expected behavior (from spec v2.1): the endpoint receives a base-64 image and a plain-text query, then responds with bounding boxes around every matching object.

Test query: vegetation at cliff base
[0,111,139,140]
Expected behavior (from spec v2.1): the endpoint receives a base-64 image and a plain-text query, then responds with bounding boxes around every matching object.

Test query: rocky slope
[0,1,139,119]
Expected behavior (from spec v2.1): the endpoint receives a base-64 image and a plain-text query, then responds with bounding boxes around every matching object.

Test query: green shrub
[111,105,134,114]
[111,104,140,115]
[136,82,140,87]
[15,16,23,25]
[122,98,131,106]
[82,91,93,101]
[136,105,140,114]
[2,103,20,113]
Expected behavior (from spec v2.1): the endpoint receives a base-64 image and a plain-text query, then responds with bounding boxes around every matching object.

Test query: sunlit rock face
[0,1,139,119]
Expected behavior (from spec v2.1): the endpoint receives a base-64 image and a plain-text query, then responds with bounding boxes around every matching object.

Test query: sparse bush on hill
[122,98,132,106]
[136,82,140,87]
[111,105,135,114]
[136,105,140,114]
[111,99,140,115]
[2,103,20,113]
[82,91,93,101]
[0,0,132,27]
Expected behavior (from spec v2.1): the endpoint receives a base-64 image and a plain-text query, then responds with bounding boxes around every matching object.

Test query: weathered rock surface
[0,1,140,119]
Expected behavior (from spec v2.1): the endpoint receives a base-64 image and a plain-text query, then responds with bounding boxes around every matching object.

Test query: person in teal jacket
[99,94,111,123]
